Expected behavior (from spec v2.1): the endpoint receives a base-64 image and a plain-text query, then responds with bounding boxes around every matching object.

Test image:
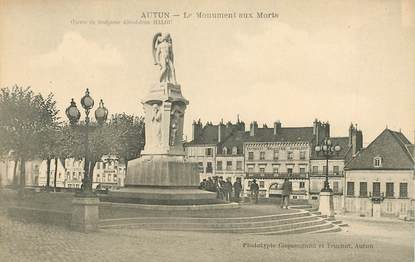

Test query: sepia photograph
[0,0,414,261]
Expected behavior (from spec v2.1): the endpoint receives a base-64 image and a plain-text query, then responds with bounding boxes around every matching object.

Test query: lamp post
[65,89,108,196]
[315,138,341,192]
[314,137,341,219]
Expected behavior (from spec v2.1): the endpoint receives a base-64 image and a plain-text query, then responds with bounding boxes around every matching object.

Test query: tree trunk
[12,159,18,188]
[46,158,51,189]
[53,158,58,192]
[89,160,96,190]
[18,157,25,198]
[124,157,128,187]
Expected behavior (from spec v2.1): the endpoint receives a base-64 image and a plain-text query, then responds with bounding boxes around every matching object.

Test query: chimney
[273,121,282,135]
[192,120,202,141]
[349,123,363,155]
[250,121,258,137]
[218,121,225,143]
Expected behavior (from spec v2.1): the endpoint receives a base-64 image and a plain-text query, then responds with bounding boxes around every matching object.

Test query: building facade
[185,119,246,185]
[309,124,363,211]
[344,129,414,219]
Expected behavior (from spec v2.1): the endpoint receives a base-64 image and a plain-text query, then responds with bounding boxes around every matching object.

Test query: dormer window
[232,146,238,155]
[222,147,228,155]
[373,156,382,168]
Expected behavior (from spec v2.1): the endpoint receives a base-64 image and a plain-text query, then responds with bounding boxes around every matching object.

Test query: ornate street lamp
[315,138,341,192]
[65,89,108,196]
[314,137,341,219]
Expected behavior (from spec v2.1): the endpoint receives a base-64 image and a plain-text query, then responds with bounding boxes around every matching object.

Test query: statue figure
[152,32,177,84]
[170,105,184,146]
[151,104,162,145]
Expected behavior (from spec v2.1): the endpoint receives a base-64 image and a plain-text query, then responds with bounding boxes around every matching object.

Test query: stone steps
[101,218,327,234]
[99,210,311,226]
[253,221,335,235]
[99,209,341,235]
[99,215,320,230]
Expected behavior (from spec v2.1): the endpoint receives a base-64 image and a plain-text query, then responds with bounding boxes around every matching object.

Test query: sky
[0,0,414,146]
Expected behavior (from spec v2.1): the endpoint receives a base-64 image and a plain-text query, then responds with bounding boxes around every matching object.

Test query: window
[97,162,101,169]
[260,152,265,160]
[374,156,382,168]
[236,161,242,171]
[58,173,61,179]
[232,146,238,155]
[312,166,318,174]
[400,202,407,213]
[217,161,222,171]
[197,162,204,172]
[299,181,305,189]
[259,167,265,173]
[323,166,328,174]
[299,168,306,174]
[206,162,213,173]
[333,166,339,175]
[386,202,393,213]
[347,182,355,196]
[400,183,408,198]
[272,166,279,174]
[333,181,339,193]
[226,161,232,171]
[287,168,293,175]
[259,181,265,188]
[247,165,254,173]
[206,148,213,156]
[248,152,254,160]
[300,151,306,160]
[359,182,367,197]
[373,182,381,197]
[273,150,279,160]
[386,183,394,198]
[287,151,293,160]
[222,147,228,155]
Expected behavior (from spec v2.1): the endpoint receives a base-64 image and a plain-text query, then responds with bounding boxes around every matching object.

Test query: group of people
[199,176,243,202]
[200,176,292,208]
[248,177,292,208]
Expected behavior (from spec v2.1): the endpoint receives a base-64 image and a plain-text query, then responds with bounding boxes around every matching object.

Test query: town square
[0,1,414,262]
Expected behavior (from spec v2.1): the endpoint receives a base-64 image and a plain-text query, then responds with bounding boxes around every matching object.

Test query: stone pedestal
[71,197,100,232]
[107,82,218,205]
[319,191,335,219]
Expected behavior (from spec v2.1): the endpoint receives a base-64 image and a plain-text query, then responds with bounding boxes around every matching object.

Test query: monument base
[318,191,335,219]
[105,155,221,205]
[104,187,221,205]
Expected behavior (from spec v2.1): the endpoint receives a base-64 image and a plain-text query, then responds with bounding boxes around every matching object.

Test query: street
[0,213,413,262]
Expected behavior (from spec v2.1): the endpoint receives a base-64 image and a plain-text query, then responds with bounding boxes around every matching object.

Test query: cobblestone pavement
[0,213,413,262]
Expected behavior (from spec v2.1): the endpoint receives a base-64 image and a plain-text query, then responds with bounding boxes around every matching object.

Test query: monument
[108,33,218,205]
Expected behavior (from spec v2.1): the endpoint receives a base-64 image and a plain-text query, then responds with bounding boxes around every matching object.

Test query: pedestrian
[281,177,292,209]
[206,177,215,192]
[250,179,259,204]
[216,176,224,200]
[233,177,243,202]
[223,177,233,202]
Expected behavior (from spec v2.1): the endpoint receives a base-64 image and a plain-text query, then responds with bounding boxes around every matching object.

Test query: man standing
[233,177,243,202]
[223,177,233,202]
[250,179,259,204]
[281,178,292,209]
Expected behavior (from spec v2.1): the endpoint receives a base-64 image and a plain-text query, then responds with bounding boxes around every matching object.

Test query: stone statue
[170,105,184,146]
[151,104,162,145]
[152,32,177,84]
